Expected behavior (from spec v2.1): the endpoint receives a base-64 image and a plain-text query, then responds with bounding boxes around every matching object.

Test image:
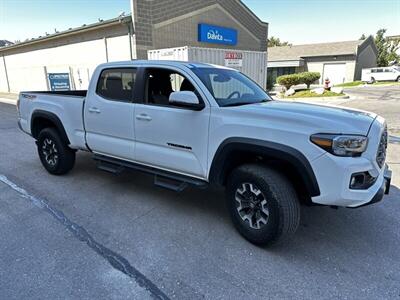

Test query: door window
[96,68,136,102]
[144,68,197,106]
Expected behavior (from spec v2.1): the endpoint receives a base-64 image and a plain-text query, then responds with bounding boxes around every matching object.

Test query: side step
[154,175,188,192]
[93,154,208,192]
[97,160,125,175]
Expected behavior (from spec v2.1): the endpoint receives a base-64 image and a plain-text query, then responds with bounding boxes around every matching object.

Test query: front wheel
[37,128,76,175]
[226,164,300,246]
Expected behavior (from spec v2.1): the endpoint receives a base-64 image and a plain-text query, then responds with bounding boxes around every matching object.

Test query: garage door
[323,63,346,84]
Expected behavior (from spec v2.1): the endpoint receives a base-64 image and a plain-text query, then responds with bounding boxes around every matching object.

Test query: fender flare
[209,137,320,197]
[31,110,70,144]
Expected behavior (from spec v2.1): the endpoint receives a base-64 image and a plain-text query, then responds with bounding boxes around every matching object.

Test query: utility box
[147,46,267,89]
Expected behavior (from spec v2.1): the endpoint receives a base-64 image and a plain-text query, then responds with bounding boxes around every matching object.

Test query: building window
[267,67,296,88]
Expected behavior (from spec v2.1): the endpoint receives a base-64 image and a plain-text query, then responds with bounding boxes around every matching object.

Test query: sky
[0,0,399,44]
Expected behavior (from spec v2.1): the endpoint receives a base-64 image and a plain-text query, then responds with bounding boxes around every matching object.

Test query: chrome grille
[376,126,388,168]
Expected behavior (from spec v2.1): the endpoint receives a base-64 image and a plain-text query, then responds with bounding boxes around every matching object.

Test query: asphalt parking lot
[1,85,400,299]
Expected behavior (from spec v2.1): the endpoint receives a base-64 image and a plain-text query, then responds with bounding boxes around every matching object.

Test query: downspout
[127,23,133,60]
[119,15,134,60]
[2,55,10,93]
[104,37,109,62]
[43,66,50,91]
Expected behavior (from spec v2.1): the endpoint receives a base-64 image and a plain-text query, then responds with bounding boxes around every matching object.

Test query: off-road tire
[226,164,300,246]
[37,128,75,175]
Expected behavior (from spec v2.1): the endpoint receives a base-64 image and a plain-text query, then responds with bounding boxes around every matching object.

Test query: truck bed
[18,91,87,151]
[21,90,87,97]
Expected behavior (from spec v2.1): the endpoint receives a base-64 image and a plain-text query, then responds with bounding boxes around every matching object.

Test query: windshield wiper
[223,102,254,107]
[223,99,272,107]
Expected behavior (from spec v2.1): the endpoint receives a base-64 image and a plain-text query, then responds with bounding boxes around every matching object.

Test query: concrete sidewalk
[0,92,18,105]
[0,98,17,105]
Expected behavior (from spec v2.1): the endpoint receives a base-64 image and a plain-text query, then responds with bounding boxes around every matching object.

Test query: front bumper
[355,165,391,208]
[310,116,391,208]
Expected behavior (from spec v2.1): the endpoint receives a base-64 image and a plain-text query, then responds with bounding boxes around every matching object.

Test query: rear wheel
[37,128,75,175]
[397,76,400,82]
[370,77,376,84]
[226,164,300,246]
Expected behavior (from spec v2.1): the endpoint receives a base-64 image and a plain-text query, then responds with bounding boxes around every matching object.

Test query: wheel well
[212,148,317,205]
[31,117,56,139]
[31,112,70,145]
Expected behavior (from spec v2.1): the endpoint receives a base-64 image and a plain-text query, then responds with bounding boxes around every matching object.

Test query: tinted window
[192,67,271,107]
[96,68,136,102]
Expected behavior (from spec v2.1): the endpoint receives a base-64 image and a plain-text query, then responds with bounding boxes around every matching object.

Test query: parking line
[0,174,170,300]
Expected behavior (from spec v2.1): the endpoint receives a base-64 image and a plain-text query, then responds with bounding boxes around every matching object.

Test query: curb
[283,95,350,101]
[274,95,350,101]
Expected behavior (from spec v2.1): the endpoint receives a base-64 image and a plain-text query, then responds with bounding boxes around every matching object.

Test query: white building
[0,0,268,93]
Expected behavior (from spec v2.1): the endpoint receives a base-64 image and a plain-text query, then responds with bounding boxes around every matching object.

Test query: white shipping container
[148,46,267,89]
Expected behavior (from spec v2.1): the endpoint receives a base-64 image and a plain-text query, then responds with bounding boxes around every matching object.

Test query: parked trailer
[148,46,267,89]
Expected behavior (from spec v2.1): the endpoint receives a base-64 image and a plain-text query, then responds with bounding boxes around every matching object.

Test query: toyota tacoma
[17,60,392,245]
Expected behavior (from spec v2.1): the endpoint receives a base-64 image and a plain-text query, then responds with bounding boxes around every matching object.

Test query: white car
[17,60,392,246]
[362,66,400,83]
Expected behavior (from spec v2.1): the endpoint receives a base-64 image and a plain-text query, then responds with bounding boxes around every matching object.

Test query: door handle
[88,107,101,114]
[136,114,152,121]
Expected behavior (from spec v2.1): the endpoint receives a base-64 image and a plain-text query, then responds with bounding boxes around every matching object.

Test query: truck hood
[236,100,377,135]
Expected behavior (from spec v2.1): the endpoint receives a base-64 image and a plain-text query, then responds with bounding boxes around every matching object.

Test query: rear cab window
[96,68,136,102]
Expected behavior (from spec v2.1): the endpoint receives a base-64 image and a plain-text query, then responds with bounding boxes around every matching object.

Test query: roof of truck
[98,60,234,70]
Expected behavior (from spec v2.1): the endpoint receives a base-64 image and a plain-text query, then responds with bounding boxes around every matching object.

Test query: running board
[154,175,188,192]
[93,154,208,192]
[97,160,125,174]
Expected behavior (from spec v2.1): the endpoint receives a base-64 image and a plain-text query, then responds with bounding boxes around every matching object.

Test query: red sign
[225,52,243,60]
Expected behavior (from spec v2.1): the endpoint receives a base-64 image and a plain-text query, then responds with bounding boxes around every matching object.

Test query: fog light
[350,172,377,190]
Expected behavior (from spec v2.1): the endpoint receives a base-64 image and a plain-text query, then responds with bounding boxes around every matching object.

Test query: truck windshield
[192,67,271,107]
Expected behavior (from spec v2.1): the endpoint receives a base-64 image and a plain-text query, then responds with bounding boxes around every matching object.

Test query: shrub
[276,74,301,90]
[299,72,321,88]
[276,72,321,90]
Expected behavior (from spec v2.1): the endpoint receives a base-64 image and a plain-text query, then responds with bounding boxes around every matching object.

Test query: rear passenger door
[84,68,136,160]
[134,67,210,179]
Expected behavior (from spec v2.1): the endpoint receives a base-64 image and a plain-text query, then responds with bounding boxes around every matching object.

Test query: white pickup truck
[17,60,391,246]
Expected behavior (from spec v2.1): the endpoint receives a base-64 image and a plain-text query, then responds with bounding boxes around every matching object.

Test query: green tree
[375,29,400,67]
[359,34,366,40]
[268,36,292,47]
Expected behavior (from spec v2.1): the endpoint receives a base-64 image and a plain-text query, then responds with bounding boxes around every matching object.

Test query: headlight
[310,134,368,157]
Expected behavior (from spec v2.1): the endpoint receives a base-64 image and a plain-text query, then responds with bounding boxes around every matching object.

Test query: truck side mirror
[169,91,204,110]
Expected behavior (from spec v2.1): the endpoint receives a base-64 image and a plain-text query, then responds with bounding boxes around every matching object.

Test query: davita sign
[198,23,237,46]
